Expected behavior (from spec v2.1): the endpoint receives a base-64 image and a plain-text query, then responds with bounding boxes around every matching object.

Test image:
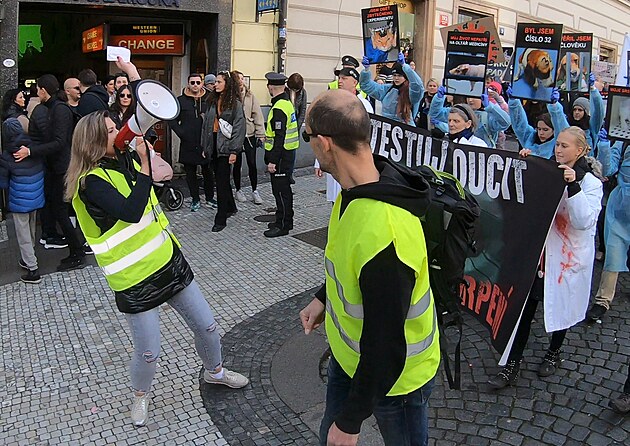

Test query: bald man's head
[306,90,370,154]
[64,77,81,104]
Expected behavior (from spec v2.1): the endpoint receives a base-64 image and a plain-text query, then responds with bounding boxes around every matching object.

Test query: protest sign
[605,85,630,141]
[361,5,400,64]
[593,61,618,99]
[511,23,563,102]
[368,113,566,356]
[556,33,593,92]
[440,17,504,64]
[444,31,490,97]
[486,47,513,81]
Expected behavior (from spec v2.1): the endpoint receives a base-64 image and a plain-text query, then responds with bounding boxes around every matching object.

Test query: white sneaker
[130,393,150,426]
[252,190,262,205]
[235,190,247,202]
[203,368,249,389]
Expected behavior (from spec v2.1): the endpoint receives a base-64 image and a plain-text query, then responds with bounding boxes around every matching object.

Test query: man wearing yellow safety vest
[300,90,440,446]
[327,55,367,99]
[263,72,299,237]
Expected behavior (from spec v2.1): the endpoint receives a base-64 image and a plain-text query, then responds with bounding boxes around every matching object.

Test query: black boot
[488,359,522,389]
[538,349,561,377]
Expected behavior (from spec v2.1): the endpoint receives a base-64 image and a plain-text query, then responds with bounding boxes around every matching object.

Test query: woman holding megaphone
[64,60,248,427]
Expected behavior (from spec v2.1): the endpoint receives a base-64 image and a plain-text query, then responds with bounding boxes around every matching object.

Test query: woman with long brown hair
[359,52,423,126]
[65,110,248,427]
[201,70,246,232]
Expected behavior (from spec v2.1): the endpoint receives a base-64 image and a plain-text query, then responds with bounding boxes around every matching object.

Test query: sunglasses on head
[302,130,331,143]
[119,93,132,99]
[190,80,202,85]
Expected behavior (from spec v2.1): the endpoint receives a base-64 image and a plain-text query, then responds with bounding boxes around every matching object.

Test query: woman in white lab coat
[489,126,603,389]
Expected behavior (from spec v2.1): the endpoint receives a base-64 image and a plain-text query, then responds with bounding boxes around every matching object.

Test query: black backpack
[416,165,481,390]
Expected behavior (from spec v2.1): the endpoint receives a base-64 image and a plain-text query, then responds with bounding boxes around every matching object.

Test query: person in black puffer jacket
[169,73,215,211]
[2,89,29,132]
[15,74,85,270]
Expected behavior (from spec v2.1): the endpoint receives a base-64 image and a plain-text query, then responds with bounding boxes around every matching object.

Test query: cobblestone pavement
[1,176,328,446]
[2,173,630,445]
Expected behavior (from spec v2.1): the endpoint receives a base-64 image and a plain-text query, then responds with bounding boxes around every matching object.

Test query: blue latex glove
[589,72,596,87]
[436,85,447,99]
[506,85,513,99]
[550,88,560,104]
[397,51,406,64]
[362,56,370,69]
[430,118,440,126]
[481,93,489,108]
[599,128,608,142]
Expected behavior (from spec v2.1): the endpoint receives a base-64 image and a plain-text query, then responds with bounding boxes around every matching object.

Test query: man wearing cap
[328,55,367,99]
[263,72,299,237]
[204,74,216,92]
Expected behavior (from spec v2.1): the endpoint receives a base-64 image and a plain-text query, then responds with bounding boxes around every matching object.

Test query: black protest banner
[605,85,630,142]
[361,5,400,64]
[512,23,563,103]
[557,33,593,92]
[444,31,490,98]
[369,113,566,355]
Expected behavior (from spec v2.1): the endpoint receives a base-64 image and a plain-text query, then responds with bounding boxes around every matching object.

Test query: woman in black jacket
[64,109,249,427]
[201,71,246,232]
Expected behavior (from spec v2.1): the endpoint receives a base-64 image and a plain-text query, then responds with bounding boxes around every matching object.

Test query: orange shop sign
[82,25,105,53]
[109,35,184,55]
[108,23,184,55]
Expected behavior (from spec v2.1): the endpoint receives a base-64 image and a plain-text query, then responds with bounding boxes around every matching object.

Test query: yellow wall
[232,0,277,105]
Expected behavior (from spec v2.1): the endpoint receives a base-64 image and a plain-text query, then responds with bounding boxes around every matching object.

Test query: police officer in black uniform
[264,72,299,238]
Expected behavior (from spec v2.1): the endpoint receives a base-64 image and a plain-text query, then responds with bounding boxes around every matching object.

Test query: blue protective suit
[359,64,424,126]
[597,140,630,272]
[508,99,569,159]
[428,95,511,148]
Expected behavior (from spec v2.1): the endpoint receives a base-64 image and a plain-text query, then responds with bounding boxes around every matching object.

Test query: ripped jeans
[125,280,222,393]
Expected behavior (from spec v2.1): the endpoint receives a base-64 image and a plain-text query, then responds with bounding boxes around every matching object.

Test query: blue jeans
[319,356,434,446]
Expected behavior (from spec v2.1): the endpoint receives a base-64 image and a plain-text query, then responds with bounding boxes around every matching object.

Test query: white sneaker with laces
[252,190,262,205]
[203,368,249,388]
[130,393,150,426]
[235,190,247,202]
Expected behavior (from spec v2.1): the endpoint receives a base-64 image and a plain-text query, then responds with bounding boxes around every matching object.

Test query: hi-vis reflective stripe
[285,134,300,144]
[101,230,170,276]
[326,300,361,353]
[90,211,154,255]
[327,299,438,358]
[325,258,363,318]
[325,257,431,320]
[406,307,438,357]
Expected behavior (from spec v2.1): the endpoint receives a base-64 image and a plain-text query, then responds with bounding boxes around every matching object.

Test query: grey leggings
[125,280,222,392]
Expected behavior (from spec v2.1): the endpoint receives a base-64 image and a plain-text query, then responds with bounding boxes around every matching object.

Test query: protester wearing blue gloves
[564,73,605,153]
[429,85,511,148]
[587,128,630,321]
[509,87,569,159]
[359,52,424,126]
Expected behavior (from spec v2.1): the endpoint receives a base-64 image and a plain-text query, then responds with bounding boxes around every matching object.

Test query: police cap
[265,72,288,86]
[337,67,360,82]
[341,55,359,68]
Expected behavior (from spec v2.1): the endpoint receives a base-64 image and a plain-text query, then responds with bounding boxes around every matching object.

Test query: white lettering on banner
[370,116,528,203]
[379,122,391,158]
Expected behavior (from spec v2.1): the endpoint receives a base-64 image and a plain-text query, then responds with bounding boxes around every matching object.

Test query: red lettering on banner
[461,276,514,340]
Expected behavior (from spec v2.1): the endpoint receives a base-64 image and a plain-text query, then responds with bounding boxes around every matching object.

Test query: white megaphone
[114,79,180,150]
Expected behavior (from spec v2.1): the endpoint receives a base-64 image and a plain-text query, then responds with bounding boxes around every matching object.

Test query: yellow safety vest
[72,165,179,292]
[265,98,299,151]
[324,196,440,396]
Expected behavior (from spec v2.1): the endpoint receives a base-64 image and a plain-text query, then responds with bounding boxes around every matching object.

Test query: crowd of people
[0,48,628,445]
